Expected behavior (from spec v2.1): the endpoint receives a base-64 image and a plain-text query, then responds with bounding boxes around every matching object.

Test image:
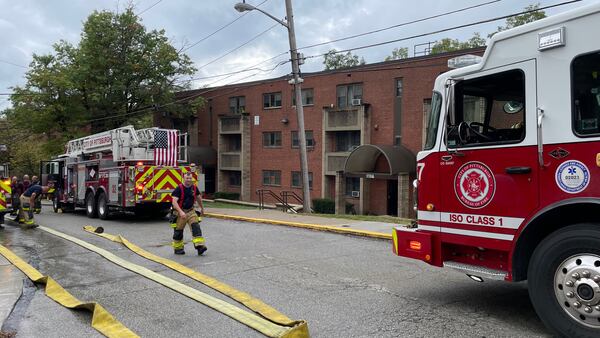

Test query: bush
[214,192,240,200]
[312,198,335,214]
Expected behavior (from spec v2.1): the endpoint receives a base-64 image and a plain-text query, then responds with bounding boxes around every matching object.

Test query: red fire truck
[42,125,198,219]
[393,4,600,337]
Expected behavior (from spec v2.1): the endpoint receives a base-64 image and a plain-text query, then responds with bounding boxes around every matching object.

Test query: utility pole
[234,0,311,213]
[285,0,311,213]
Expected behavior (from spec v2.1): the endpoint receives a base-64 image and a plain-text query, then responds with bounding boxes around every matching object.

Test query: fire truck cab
[44,125,198,219]
[393,3,600,337]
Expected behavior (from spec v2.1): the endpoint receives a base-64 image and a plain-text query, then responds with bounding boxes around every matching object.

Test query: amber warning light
[409,241,422,251]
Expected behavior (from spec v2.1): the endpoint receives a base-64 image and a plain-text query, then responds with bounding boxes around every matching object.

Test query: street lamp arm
[234,3,289,29]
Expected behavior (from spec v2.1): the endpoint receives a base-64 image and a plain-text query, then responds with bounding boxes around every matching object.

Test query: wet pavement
[0,208,551,337]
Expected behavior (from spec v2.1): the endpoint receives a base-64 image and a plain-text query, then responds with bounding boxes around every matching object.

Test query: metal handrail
[256,189,294,212]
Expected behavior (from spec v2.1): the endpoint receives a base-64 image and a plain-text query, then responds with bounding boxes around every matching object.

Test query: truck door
[438,60,538,250]
[40,160,63,188]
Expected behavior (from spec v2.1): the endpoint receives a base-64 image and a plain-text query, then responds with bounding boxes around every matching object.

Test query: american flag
[154,129,179,166]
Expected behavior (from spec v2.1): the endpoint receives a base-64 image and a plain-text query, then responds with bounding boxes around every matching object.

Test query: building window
[228,171,241,187]
[229,96,246,114]
[262,170,281,186]
[395,78,403,97]
[572,51,600,136]
[291,88,314,106]
[225,136,241,152]
[262,132,282,147]
[291,171,313,189]
[263,92,282,109]
[345,177,360,196]
[336,84,363,108]
[335,131,361,152]
[291,130,315,148]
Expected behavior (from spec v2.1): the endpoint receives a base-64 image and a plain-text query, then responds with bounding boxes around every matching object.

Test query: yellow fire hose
[38,226,309,338]
[0,244,139,338]
[82,225,302,328]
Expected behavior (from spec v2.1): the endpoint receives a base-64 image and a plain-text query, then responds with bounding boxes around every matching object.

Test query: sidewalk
[0,254,23,329]
[204,207,406,240]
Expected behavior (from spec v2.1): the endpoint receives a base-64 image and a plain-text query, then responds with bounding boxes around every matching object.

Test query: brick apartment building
[155,47,485,217]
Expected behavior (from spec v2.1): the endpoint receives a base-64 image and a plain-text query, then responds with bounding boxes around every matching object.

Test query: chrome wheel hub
[555,254,600,328]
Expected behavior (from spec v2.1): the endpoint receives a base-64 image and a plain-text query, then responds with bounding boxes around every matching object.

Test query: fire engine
[42,125,198,219]
[393,3,600,337]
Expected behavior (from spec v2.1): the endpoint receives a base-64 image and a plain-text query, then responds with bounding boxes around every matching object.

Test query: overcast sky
[0,0,596,110]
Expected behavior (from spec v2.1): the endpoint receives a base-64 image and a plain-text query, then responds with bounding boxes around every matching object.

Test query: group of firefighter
[1,171,207,256]
[8,174,54,228]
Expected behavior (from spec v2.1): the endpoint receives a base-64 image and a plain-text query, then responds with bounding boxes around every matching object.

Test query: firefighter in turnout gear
[171,172,206,255]
[31,176,42,214]
[19,183,53,228]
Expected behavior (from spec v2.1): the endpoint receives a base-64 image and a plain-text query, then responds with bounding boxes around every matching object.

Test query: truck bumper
[392,227,442,267]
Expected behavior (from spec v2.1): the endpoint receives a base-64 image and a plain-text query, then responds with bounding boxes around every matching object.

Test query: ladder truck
[393,3,600,337]
[42,125,198,219]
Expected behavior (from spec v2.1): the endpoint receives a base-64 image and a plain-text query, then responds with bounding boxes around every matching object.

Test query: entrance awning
[343,144,416,178]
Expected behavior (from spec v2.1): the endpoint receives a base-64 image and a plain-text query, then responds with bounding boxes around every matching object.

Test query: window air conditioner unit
[351,98,362,106]
[351,191,360,198]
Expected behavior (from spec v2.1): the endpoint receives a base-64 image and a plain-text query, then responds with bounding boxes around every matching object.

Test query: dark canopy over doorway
[343,144,416,177]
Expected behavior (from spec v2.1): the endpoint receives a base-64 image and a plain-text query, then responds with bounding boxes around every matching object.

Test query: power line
[179,52,288,85]
[73,60,289,125]
[297,0,502,51]
[182,0,270,52]
[196,23,279,70]
[0,59,27,69]
[137,0,164,15]
[181,0,501,85]
[303,0,581,60]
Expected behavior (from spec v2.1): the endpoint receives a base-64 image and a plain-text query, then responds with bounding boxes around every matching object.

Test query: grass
[310,213,413,225]
[204,201,257,210]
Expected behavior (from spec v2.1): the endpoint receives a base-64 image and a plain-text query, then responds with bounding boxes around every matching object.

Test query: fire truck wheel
[52,195,60,213]
[85,192,97,218]
[97,193,110,220]
[528,223,600,338]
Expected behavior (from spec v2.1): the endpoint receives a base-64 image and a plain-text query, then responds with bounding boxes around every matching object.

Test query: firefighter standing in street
[19,182,53,228]
[10,176,23,218]
[170,172,206,255]
[31,175,42,214]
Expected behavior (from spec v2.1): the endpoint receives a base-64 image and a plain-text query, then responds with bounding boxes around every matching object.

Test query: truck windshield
[424,91,442,150]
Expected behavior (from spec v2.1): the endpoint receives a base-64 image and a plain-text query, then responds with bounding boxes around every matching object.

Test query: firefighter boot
[172,229,185,255]
[191,223,207,256]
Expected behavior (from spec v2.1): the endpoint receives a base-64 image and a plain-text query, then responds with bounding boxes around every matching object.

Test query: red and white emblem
[454,162,496,209]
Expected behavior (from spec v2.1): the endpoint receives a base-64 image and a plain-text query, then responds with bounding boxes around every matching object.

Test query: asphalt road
[0,208,552,338]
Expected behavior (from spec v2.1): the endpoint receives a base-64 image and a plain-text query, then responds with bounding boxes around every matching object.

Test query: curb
[203,212,392,240]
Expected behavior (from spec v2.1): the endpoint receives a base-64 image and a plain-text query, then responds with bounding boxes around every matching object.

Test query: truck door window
[572,51,600,136]
[447,69,525,148]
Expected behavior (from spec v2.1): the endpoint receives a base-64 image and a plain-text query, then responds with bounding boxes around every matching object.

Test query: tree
[9,6,197,154]
[489,3,546,38]
[385,47,408,61]
[430,33,486,54]
[323,49,365,70]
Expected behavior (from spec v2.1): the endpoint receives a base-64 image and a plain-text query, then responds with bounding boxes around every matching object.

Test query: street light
[235,0,312,213]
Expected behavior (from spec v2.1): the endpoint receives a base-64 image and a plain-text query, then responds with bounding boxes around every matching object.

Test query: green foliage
[312,198,335,214]
[385,47,409,61]
[8,6,197,158]
[430,33,486,54]
[0,116,50,176]
[213,191,241,200]
[323,49,366,70]
[489,3,546,38]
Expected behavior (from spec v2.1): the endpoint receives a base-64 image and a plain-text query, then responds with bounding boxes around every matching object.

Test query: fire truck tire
[528,223,600,338]
[85,193,97,218]
[52,195,60,213]
[97,193,110,220]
